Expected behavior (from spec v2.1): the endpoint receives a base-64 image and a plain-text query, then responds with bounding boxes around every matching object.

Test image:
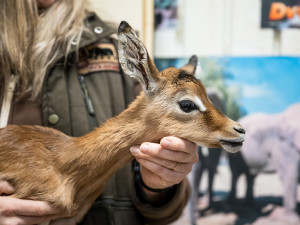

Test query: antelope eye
[179,100,198,113]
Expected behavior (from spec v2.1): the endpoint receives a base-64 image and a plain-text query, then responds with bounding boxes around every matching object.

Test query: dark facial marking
[172,70,199,87]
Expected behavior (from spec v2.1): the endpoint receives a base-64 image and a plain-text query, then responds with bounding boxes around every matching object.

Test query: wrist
[134,161,175,192]
[133,161,177,206]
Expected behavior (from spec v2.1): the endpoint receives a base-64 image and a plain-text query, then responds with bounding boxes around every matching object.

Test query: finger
[132,144,195,163]
[131,146,177,168]
[160,136,197,154]
[5,215,48,225]
[139,166,168,189]
[7,198,63,217]
[135,155,191,173]
[137,158,184,185]
[0,181,15,195]
[5,212,72,225]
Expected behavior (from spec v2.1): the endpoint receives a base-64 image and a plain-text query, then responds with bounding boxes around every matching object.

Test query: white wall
[88,0,154,57]
[154,0,300,58]
[88,0,143,34]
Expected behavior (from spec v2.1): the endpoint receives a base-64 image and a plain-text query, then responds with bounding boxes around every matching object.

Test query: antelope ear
[118,21,160,93]
[180,55,198,76]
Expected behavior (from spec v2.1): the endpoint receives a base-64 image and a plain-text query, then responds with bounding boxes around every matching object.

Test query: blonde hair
[0,0,88,99]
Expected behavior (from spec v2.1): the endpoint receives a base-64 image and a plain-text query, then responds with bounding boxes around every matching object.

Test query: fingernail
[130,146,140,154]
[140,143,150,153]
[161,139,170,147]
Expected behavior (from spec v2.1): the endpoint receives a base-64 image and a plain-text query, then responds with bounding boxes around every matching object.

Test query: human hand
[0,181,74,225]
[131,136,198,190]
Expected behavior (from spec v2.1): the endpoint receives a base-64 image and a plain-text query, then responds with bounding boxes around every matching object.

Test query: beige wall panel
[88,0,154,56]
[154,0,300,57]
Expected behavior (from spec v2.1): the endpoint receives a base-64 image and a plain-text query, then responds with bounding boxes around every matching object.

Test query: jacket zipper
[78,75,97,130]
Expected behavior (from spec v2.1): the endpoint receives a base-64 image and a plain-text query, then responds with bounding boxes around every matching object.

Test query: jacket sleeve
[131,178,190,225]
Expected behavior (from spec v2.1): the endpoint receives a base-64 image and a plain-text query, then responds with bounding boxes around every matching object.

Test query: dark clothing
[7,12,189,225]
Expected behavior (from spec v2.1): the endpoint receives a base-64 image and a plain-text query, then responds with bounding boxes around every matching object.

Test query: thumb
[0,180,15,195]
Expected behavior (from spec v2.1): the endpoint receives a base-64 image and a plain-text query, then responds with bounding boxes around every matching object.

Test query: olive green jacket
[41,12,189,225]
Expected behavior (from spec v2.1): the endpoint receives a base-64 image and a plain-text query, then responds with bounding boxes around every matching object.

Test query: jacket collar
[53,12,117,64]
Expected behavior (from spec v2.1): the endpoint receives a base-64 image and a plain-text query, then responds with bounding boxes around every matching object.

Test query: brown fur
[0,69,243,225]
[0,22,245,225]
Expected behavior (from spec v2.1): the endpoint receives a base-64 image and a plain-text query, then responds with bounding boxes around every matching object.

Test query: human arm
[130,136,198,224]
[0,181,75,225]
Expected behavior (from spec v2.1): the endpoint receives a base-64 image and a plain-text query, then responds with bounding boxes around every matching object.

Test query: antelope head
[118,21,245,153]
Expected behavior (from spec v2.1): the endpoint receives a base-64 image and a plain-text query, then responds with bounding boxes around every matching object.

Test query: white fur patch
[194,97,206,112]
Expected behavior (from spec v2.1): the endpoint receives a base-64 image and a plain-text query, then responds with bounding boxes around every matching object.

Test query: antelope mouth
[220,139,244,153]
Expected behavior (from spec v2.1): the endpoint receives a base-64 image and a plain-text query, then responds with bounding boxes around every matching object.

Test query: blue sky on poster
[220,57,300,114]
[155,57,300,115]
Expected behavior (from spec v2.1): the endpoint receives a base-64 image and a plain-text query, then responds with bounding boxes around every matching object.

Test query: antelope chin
[220,139,244,153]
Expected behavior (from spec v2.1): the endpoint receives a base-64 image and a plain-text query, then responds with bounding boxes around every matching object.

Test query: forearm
[130,137,196,224]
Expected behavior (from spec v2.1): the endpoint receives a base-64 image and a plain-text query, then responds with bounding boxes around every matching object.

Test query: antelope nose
[234,126,246,134]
